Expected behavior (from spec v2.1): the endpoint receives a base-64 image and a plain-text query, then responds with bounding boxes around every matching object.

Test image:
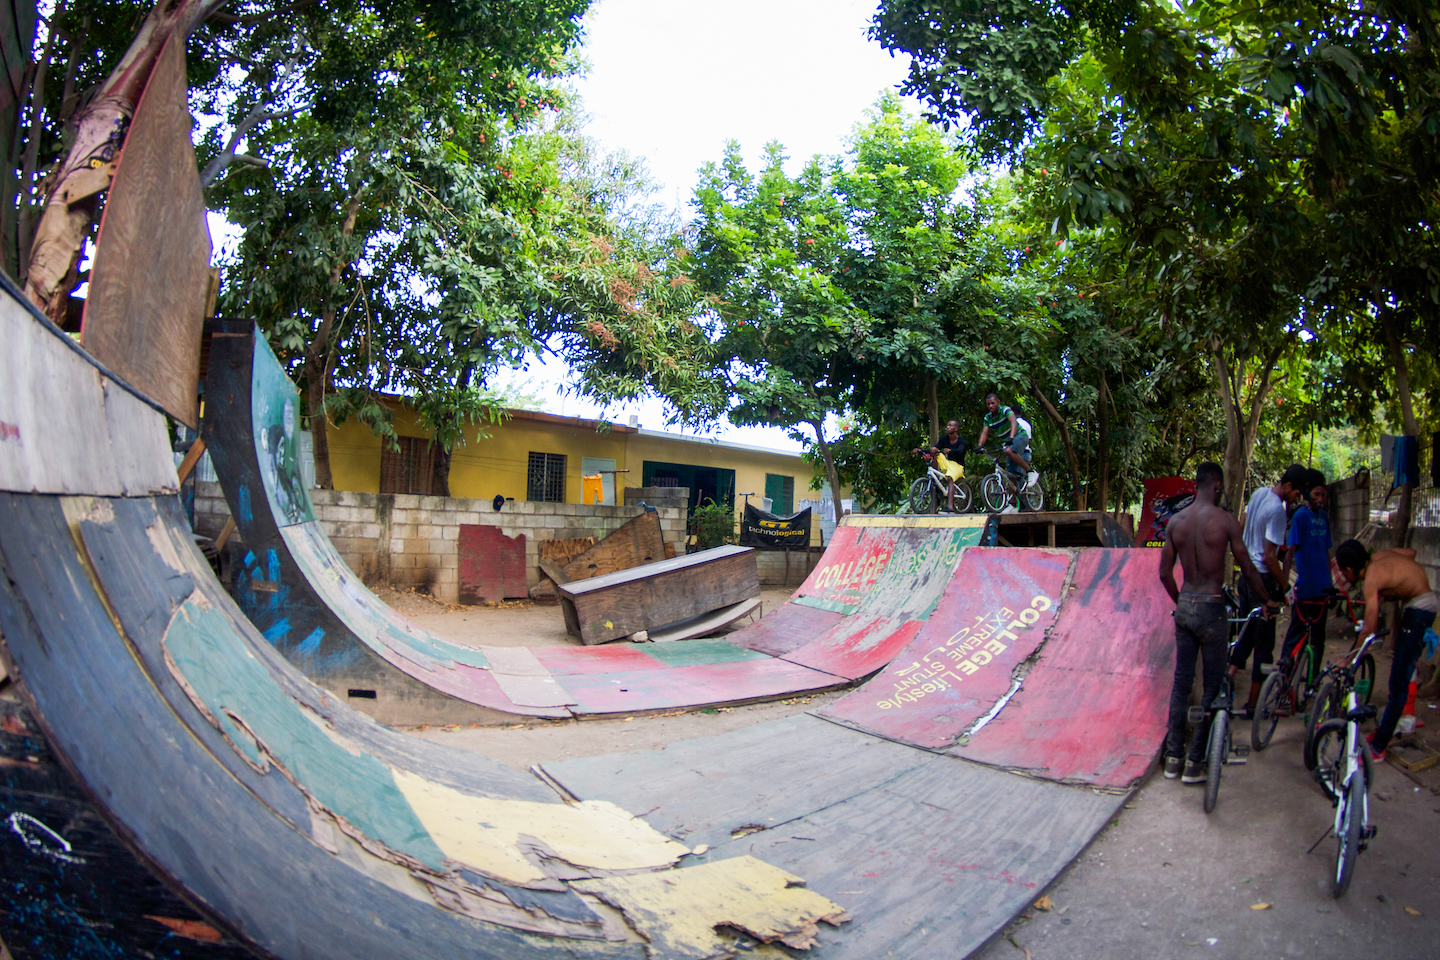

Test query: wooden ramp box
[558,545,759,645]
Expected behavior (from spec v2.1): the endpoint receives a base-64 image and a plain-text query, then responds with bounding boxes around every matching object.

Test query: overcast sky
[501,0,918,451]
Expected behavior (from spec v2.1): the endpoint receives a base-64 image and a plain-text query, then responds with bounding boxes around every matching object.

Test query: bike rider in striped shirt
[977,393,1039,488]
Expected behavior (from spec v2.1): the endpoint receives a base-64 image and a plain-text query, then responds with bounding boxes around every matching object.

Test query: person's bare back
[1160,467,1270,603]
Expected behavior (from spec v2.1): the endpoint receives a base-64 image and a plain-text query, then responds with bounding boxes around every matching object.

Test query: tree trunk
[23,0,229,318]
[432,444,452,498]
[304,351,333,490]
[807,418,844,524]
[1095,374,1110,515]
[926,376,939,445]
[1030,376,1082,509]
[1383,310,1418,549]
[300,193,364,489]
[1212,337,1289,515]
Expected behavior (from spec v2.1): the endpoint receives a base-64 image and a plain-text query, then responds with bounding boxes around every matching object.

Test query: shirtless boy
[1334,540,1438,759]
[1159,463,1275,783]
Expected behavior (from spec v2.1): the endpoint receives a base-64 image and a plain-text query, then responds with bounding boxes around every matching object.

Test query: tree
[691,141,863,518]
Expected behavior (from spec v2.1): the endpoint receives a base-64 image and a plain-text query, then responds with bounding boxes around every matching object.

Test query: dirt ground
[389,591,1440,959]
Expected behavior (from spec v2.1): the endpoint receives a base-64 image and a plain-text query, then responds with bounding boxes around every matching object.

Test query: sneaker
[1001,504,1019,515]
[1181,760,1207,784]
[1163,756,1182,779]
[1026,470,1039,486]
[1365,732,1386,762]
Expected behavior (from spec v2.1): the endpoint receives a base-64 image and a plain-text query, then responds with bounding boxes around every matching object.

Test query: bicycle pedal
[1361,826,1377,842]
[1187,706,1206,724]
[1228,746,1251,764]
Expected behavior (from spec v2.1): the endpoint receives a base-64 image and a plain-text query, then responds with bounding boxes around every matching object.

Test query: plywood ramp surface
[699,757,1125,959]
[817,548,1072,748]
[544,713,1126,959]
[951,549,1176,788]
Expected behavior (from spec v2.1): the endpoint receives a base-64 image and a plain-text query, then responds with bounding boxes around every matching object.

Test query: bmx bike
[976,446,1043,513]
[907,452,974,515]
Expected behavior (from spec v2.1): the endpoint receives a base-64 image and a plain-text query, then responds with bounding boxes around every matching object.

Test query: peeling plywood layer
[0,282,176,497]
[82,35,210,428]
[574,856,850,960]
[392,771,689,885]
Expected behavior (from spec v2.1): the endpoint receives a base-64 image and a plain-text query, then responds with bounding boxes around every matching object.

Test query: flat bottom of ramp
[542,715,1125,959]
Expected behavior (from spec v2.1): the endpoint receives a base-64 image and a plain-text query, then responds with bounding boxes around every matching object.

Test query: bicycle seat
[1345,704,1378,723]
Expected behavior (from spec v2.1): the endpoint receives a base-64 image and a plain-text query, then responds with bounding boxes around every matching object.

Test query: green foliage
[691,499,738,550]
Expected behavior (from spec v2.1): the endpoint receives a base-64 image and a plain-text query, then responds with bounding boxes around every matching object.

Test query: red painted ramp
[950,549,1176,788]
[727,601,845,657]
[816,548,1072,747]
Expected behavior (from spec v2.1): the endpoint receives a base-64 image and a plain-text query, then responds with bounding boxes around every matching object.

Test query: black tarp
[740,504,811,550]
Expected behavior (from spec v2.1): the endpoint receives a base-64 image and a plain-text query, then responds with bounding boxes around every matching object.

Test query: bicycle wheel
[908,477,936,515]
[1252,670,1285,751]
[1305,678,1343,770]
[1021,478,1044,512]
[1333,760,1366,898]
[1204,711,1228,813]
[980,474,1007,513]
[1356,655,1376,704]
[951,480,974,514]
[1310,717,1349,802]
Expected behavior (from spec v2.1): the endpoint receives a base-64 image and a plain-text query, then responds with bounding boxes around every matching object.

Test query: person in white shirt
[1228,463,1308,715]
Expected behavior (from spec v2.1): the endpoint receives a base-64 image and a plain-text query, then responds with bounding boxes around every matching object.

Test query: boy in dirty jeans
[1166,595,1230,777]
[1160,462,1275,783]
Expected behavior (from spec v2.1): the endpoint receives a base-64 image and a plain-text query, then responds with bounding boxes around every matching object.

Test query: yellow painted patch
[573,855,851,959]
[843,514,986,529]
[391,768,688,886]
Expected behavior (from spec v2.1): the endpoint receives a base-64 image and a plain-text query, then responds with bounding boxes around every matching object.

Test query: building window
[765,473,795,515]
[380,436,435,495]
[527,452,566,502]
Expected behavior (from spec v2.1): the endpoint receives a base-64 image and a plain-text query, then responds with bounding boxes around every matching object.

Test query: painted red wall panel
[457,525,527,603]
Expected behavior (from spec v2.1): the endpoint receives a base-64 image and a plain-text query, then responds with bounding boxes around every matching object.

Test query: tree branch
[208,0,321,26]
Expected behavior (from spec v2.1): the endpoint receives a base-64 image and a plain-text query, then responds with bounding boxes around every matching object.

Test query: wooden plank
[562,511,666,581]
[638,637,770,668]
[458,524,528,603]
[81,35,210,427]
[646,597,761,643]
[175,438,206,484]
[558,547,758,644]
[0,287,176,497]
[538,557,572,585]
[563,659,845,715]
[698,757,1125,960]
[727,601,846,657]
[816,548,1072,749]
[540,536,594,565]
[952,549,1176,787]
[532,643,669,676]
[780,615,923,681]
[572,856,850,959]
[541,715,942,849]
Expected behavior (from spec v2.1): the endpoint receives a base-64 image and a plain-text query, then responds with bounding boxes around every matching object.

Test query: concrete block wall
[194,482,687,604]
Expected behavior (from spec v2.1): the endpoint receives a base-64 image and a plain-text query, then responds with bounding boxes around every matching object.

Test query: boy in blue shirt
[1283,469,1332,690]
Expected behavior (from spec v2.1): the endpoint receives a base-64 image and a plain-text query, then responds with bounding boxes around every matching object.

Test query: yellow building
[323,400,846,533]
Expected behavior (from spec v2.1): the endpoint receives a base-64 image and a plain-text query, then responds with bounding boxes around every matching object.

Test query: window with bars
[379,436,435,495]
[527,452,566,502]
[765,473,795,515]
